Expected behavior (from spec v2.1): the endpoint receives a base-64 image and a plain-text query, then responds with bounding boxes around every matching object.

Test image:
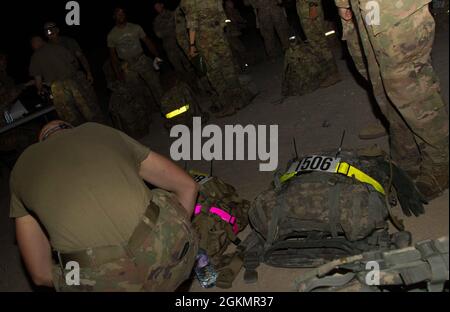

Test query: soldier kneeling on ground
[10,121,199,291]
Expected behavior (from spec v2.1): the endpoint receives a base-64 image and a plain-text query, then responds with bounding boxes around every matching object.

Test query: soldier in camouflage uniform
[244,0,291,59]
[180,0,256,117]
[153,2,194,77]
[108,8,163,109]
[296,0,341,87]
[335,0,449,200]
[29,36,103,126]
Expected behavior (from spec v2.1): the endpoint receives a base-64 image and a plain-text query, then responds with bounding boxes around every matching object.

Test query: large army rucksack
[282,38,328,96]
[241,149,425,283]
[295,236,449,292]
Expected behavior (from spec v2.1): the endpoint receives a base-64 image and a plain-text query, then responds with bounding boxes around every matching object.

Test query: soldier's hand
[338,8,353,21]
[309,6,319,19]
[86,72,94,84]
[189,46,198,59]
[25,80,35,87]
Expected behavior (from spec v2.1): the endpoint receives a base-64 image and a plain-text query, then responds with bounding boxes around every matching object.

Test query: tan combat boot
[358,122,387,140]
[415,164,449,201]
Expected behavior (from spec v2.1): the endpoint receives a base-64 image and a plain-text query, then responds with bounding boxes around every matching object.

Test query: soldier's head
[154,2,165,14]
[38,120,74,142]
[30,36,46,51]
[113,7,127,25]
[44,22,60,41]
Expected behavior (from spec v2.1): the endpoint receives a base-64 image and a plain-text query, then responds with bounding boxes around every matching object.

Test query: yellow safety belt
[280,162,385,195]
[165,104,190,119]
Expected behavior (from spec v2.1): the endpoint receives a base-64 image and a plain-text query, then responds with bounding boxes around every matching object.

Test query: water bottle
[194,248,218,288]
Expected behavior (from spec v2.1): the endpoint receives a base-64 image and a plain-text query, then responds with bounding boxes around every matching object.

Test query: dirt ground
[0,17,448,292]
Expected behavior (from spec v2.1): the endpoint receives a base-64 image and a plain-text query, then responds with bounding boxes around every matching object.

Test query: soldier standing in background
[180,0,256,117]
[108,7,163,109]
[29,36,103,126]
[44,22,105,123]
[153,2,194,78]
[243,0,290,59]
[296,0,341,87]
[335,0,449,200]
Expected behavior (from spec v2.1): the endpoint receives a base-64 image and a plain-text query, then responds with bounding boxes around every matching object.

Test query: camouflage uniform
[180,0,254,111]
[52,189,199,292]
[296,0,340,79]
[122,55,162,109]
[335,0,449,198]
[103,60,152,139]
[51,77,103,127]
[244,0,290,58]
[154,9,193,76]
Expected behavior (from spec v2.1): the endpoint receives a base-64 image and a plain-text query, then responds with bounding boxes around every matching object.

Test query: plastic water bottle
[194,248,218,288]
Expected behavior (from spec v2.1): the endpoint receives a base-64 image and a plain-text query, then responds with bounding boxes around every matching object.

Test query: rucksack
[189,170,250,265]
[295,236,449,292]
[282,39,328,97]
[241,149,424,283]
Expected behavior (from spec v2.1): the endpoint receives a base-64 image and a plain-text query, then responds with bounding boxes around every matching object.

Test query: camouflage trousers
[348,2,449,182]
[51,76,103,126]
[197,26,253,109]
[257,9,290,58]
[226,34,255,71]
[123,55,163,108]
[297,0,339,77]
[52,190,199,292]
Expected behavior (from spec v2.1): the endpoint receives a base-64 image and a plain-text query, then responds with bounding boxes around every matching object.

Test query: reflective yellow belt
[165,104,190,119]
[280,162,385,195]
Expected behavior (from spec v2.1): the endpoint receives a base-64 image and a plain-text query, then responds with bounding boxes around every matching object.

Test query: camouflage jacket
[224,6,247,37]
[180,0,228,30]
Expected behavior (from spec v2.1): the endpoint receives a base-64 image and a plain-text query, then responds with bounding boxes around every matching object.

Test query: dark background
[0,0,338,85]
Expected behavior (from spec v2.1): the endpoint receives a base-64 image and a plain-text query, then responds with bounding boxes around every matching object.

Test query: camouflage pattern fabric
[190,172,250,266]
[244,0,290,58]
[104,60,152,139]
[52,189,199,292]
[296,236,449,292]
[335,0,449,198]
[180,0,254,110]
[154,9,195,76]
[296,0,340,78]
[122,55,163,108]
[282,39,328,96]
[50,76,103,127]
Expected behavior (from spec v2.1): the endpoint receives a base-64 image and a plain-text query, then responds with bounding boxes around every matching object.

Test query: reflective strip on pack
[194,204,239,234]
[280,159,385,195]
[165,104,190,119]
[336,162,385,195]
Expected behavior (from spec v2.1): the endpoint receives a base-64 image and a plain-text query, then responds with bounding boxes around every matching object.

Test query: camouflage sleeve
[334,0,350,8]
[181,0,199,30]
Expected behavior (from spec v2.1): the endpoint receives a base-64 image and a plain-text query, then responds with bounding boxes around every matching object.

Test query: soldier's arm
[15,215,53,287]
[139,151,199,216]
[142,36,160,58]
[34,76,43,94]
[75,51,94,82]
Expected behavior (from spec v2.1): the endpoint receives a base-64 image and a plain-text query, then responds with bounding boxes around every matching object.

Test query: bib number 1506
[288,155,340,174]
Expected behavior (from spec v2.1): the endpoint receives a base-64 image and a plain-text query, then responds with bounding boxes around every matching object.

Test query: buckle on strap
[194,204,239,234]
[336,162,386,195]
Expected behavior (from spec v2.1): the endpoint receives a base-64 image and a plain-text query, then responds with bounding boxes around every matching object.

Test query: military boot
[319,73,341,88]
[358,122,388,140]
[215,105,237,118]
